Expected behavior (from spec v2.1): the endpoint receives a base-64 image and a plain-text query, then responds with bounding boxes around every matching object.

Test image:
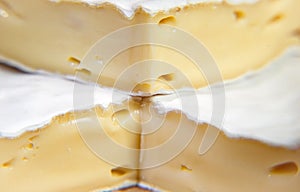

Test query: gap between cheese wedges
[0,46,299,148]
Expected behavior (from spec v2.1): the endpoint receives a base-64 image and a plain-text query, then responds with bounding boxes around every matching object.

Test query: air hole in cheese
[158,16,176,25]
[269,161,298,176]
[111,167,129,177]
[268,13,284,24]
[1,158,14,168]
[181,164,192,172]
[158,73,175,81]
[233,10,245,20]
[68,56,81,66]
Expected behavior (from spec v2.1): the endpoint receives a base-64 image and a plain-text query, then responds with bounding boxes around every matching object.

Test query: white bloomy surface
[50,0,259,17]
[153,46,300,148]
[0,67,129,137]
[0,46,299,149]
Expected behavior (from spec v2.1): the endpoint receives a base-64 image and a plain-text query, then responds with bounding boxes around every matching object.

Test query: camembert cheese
[0,0,299,191]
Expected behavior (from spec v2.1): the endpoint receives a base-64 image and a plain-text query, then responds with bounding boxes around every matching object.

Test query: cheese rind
[0,65,128,138]
[152,46,300,148]
[52,0,260,18]
[1,45,299,149]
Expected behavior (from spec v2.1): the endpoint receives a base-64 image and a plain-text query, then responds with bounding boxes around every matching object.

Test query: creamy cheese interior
[140,116,300,192]
[0,106,139,192]
[0,0,299,92]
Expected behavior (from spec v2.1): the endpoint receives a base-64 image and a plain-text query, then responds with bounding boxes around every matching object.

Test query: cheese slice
[0,0,299,92]
[0,65,141,191]
[0,108,140,192]
[140,114,300,192]
[139,47,300,191]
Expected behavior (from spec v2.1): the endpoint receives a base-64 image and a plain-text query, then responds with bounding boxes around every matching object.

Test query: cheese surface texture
[140,117,300,192]
[0,0,300,191]
[0,105,140,192]
[0,0,299,91]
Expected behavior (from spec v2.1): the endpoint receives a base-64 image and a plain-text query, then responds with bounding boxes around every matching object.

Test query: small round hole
[158,16,176,25]
[111,167,129,177]
[181,164,192,172]
[268,13,284,24]
[269,161,298,176]
[24,143,34,150]
[68,56,81,66]
[175,7,181,12]
[1,159,15,168]
[233,10,245,20]
[158,73,175,81]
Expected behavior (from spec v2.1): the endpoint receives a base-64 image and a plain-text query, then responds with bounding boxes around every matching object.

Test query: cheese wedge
[140,112,300,192]
[0,0,299,92]
[0,106,140,192]
[0,0,300,191]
